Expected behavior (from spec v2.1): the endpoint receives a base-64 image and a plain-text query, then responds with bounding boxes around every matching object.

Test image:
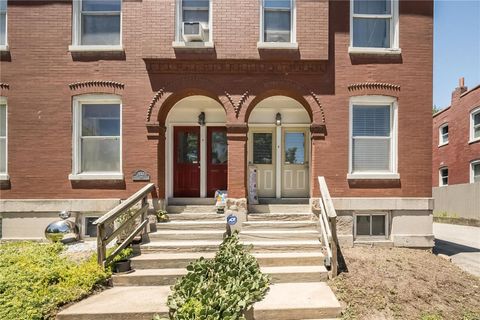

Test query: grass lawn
[329,246,480,320]
[0,241,109,320]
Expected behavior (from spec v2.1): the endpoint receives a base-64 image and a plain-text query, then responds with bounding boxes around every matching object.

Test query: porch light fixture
[198,112,206,126]
[275,112,282,126]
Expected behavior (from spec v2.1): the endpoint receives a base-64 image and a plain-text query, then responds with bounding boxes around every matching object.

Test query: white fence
[433,182,480,220]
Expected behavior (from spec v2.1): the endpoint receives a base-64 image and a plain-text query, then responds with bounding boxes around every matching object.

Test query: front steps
[57,205,342,320]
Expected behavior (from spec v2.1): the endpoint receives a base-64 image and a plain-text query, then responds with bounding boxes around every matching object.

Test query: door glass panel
[177,131,199,164]
[253,133,272,164]
[356,216,370,236]
[284,132,305,164]
[211,131,227,164]
[372,215,386,235]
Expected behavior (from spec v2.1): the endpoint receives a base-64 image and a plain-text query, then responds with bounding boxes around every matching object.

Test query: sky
[434,0,480,109]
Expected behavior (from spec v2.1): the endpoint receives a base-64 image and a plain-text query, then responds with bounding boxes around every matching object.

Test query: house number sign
[132,170,150,182]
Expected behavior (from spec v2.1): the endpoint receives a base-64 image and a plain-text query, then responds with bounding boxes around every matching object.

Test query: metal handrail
[93,183,157,267]
[317,176,339,277]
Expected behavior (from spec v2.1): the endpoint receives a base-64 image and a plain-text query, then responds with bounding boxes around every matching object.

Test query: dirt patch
[329,247,480,320]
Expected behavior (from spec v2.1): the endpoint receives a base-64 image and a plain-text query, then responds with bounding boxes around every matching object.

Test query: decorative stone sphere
[45,211,80,243]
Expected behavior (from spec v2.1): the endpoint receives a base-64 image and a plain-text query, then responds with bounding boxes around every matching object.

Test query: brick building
[0,0,434,247]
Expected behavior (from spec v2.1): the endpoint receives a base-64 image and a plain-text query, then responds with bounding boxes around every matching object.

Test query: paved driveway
[433,222,480,277]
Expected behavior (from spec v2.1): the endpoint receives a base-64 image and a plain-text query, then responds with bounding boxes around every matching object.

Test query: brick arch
[240,79,326,125]
[0,83,9,97]
[68,80,125,96]
[347,82,401,97]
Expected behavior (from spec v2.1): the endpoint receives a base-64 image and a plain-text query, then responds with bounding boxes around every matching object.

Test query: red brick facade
[0,0,433,201]
[432,82,480,187]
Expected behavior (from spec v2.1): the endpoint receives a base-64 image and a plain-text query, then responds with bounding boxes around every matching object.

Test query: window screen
[263,0,292,42]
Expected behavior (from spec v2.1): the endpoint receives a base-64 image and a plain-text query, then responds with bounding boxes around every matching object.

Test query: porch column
[310,123,326,198]
[226,123,248,198]
[147,122,166,201]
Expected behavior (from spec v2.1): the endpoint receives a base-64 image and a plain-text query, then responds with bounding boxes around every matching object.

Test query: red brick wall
[432,87,480,186]
[0,0,434,200]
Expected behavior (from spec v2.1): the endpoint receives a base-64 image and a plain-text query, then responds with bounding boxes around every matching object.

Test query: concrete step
[247,212,313,221]
[56,286,170,320]
[240,229,320,241]
[253,282,342,320]
[131,251,325,269]
[140,240,222,253]
[244,240,323,252]
[242,220,318,230]
[248,204,311,214]
[155,220,226,230]
[113,265,327,286]
[148,229,226,241]
[167,206,219,214]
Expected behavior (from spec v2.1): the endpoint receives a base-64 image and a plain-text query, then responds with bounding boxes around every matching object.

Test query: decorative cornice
[69,80,125,91]
[225,91,249,118]
[0,83,9,90]
[309,91,326,124]
[348,82,400,92]
[146,88,165,122]
[144,59,327,74]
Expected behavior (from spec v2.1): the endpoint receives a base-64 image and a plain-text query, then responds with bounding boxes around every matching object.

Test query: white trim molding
[438,166,448,187]
[349,0,400,54]
[0,96,7,180]
[438,122,449,147]
[469,106,480,143]
[470,160,480,184]
[70,94,123,181]
[258,0,297,48]
[348,95,399,180]
[174,0,213,48]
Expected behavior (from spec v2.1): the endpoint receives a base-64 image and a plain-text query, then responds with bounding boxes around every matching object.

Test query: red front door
[174,126,200,197]
[207,127,228,197]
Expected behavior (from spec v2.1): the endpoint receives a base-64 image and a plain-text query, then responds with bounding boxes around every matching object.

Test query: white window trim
[258,0,297,49]
[348,95,399,180]
[469,106,480,143]
[354,211,389,239]
[439,166,448,187]
[173,0,214,49]
[349,0,400,55]
[0,1,8,51]
[438,122,449,147]
[69,94,124,181]
[70,0,123,52]
[470,160,480,184]
[0,96,8,181]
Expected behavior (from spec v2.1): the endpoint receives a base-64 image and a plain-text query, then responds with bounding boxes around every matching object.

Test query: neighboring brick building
[0,0,434,246]
[432,79,480,221]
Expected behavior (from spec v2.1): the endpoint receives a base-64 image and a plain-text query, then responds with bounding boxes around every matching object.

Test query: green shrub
[166,233,270,320]
[0,242,110,320]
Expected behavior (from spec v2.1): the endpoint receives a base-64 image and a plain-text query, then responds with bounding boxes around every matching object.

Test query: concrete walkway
[433,222,480,277]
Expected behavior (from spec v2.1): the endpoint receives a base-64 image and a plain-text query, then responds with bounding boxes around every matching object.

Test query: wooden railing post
[330,217,338,277]
[97,224,106,268]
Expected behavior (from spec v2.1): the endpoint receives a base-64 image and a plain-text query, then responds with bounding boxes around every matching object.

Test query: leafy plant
[156,209,170,223]
[107,246,133,264]
[0,241,109,320]
[166,233,270,320]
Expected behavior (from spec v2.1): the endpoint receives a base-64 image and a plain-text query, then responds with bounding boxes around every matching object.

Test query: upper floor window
[439,123,449,146]
[70,94,123,180]
[439,167,448,186]
[0,97,7,179]
[470,107,480,143]
[350,0,399,52]
[71,0,122,49]
[0,0,7,48]
[176,0,211,44]
[348,96,398,179]
[261,0,295,43]
[471,160,480,183]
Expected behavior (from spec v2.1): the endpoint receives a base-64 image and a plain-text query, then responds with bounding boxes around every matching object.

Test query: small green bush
[0,242,110,320]
[166,233,270,320]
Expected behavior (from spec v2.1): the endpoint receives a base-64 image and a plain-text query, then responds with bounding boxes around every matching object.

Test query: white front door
[249,128,276,198]
[281,128,309,197]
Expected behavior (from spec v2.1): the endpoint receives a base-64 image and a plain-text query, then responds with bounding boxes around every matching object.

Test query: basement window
[355,213,388,238]
[84,217,99,237]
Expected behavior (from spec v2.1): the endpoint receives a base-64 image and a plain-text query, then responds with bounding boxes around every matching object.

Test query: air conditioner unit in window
[182,22,207,42]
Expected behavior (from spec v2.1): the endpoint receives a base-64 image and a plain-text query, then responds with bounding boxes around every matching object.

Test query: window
[0,0,6,48]
[0,98,7,180]
[70,95,123,180]
[84,217,99,237]
[350,0,399,52]
[355,213,388,238]
[439,167,448,186]
[470,107,480,142]
[348,96,398,179]
[253,133,273,164]
[261,0,295,43]
[439,123,449,146]
[471,161,480,183]
[175,0,212,45]
[284,132,305,164]
[71,0,122,49]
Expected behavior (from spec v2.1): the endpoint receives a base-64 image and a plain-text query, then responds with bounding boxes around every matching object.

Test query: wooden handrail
[93,183,157,268]
[317,176,339,278]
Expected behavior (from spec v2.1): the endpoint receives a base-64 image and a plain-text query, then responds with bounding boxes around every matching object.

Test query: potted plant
[108,246,134,273]
[156,209,170,223]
